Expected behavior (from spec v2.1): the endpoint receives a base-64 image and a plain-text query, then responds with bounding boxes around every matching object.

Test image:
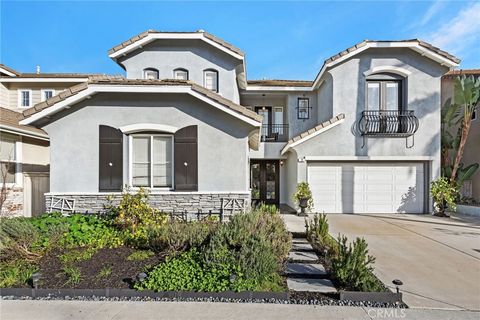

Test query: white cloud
[425,2,480,55]
[418,1,445,27]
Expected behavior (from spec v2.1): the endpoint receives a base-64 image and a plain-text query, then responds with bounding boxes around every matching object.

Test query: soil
[38,246,164,289]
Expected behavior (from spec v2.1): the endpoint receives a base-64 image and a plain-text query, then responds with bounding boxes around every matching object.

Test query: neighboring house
[441,69,480,201]
[18,31,459,215]
[0,65,100,216]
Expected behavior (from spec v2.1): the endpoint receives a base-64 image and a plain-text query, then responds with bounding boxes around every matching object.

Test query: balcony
[359,110,419,137]
[260,124,289,142]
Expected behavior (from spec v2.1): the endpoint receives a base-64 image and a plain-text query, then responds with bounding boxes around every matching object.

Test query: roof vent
[36,65,41,74]
[197,29,205,33]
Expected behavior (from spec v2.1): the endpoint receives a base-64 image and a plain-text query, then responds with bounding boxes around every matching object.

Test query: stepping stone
[292,238,309,244]
[289,251,318,262]
[292,241,314,252]
[287,278,337,293]
[286,263,326,276]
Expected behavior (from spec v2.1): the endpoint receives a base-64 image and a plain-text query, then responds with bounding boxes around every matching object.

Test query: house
[441,69,480,201]
[0,65,101,216]
[16,30,460,215]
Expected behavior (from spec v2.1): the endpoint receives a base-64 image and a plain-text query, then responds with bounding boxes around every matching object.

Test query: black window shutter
[99,125,123,192]
[174,125,198,191]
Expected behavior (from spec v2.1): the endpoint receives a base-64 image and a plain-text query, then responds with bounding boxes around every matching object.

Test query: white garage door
[307,162,425,214]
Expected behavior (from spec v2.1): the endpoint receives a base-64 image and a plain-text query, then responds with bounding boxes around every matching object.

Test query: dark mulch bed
[38,246,164,289]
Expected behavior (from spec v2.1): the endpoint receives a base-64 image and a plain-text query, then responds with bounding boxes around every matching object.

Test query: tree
[444,75,480,185]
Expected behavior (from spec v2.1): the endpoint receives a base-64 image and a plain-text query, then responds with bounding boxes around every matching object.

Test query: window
[18,89,32,108]
[41,89,55,101]
[366,80,402,110]
[298,98,310,119]
[131,134,173,188]
[0,135,16,184]
[143,68,159,80]
[174,68,189,80]
[203,69,218,92]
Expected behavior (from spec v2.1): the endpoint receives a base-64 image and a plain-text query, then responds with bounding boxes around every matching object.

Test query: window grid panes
[298,98,309,119]
[174,69,188,80]
[144,69,159,80]
[204,70,218,92]
[132,135,173,188]
[43,90,54,101]
[367,80,402,111]
[20,90,30,107]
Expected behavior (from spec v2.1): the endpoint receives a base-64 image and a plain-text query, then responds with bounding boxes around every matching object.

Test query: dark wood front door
[250,160,279,206]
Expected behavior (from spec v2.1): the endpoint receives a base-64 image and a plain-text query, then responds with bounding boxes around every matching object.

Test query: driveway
[323,213,480,310]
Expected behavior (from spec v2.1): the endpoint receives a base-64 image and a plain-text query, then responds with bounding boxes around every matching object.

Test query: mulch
[38,246,164,289]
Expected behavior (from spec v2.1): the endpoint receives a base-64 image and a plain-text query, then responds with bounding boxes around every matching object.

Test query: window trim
[0,136,22,187]
[17,89,32,108]
[143,68,159,80]
[203,69,219,92]
[173,68,189,80]
[128,133,174,190]
[297,97,310,119]
[41,89,55,102]
[365,75,404,111]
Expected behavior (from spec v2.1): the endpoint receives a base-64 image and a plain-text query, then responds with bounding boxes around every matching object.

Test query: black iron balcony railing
[359,110,419,137]
[261,124,289,142]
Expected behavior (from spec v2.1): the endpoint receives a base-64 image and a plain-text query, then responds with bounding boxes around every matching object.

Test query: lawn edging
[0,287,288,300]
[339,290,402,304]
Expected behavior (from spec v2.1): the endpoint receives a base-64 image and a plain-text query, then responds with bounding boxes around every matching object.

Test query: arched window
[173,68,189,80]
[203,69,218,92]
[366,73,404,111]
[143,68,159,80]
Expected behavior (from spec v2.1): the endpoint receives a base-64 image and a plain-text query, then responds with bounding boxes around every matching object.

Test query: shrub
[0,217,42,261]
[305,213,338,256]
[431,177,459,214]
[0,260,37,287]
[64,266,82,285]
[204,210,291,281]
[256,203,278,215]
[59,247,97,264]
[331,235,382,292]
[293,182,314,210]
[107,187,168,233]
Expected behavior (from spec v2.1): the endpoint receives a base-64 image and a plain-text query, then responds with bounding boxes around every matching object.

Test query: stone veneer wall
[1,187,23,217]
[45,192,251,217]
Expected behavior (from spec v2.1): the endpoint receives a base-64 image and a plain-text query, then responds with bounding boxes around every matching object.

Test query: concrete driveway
[322,213,480,310]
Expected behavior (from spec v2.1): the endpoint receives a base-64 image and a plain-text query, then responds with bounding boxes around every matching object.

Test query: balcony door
[250,160,279,206]
[367,79,403,133]
[254,106,285,142]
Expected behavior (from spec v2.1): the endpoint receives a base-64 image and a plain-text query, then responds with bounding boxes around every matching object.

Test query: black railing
[359,110,419,137]
[261,124,289,142]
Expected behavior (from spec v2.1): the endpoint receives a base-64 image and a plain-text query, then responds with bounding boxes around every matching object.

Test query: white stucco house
[13,30,461,215]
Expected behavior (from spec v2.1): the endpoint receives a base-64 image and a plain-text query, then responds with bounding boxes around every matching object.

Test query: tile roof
[0,64,20,76]
[22,76,262,123]
[247,79,313,87]
[324,39,460,66]
[281,114,345,154]
[0,107,47,137]
[13,73,105,78]
[444,69,480,78]
[108,30,244,57]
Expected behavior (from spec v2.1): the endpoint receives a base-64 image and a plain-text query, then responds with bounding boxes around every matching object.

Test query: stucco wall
[41,92,253,193]
[119,39,242,103]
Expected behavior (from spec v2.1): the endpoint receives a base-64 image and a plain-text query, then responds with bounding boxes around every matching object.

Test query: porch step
[287,278,337,293]
[291,241,315,252]
[285,263,327,276]
[288,251,318,262]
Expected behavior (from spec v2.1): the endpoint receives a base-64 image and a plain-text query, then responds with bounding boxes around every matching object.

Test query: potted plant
[431,177,459,217]
[293,182,313,216]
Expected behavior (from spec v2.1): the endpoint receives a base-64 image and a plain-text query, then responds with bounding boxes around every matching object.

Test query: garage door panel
[307,162,425,214]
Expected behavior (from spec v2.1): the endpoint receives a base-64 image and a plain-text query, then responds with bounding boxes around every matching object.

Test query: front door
[250,160,279,206]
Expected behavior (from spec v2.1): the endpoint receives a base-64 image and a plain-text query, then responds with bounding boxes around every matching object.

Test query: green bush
[431,177,459,214]
[305,213,338,256]
[0,217,42,261]
[256,203,278,215]
[293,182,314,210]
[0,260,37,287]
[331,235,382,292]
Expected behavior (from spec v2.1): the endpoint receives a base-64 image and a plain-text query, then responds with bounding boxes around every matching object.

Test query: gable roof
[20,76,262,126]
[281,114,345,155]
[312,39,460,89]
[0,64,20,77]
[0,107,48,140]
[108,30,244,60]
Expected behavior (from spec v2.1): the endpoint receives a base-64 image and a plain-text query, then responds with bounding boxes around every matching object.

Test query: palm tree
[450,75,480,183]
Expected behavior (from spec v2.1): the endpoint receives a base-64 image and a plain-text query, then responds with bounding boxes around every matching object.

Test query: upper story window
[41,89,55,101]
[18,89,32,108]
[298,98,310,119]
[131,134,173,188]
[203,69,218,92]
[174,68,189,80]
[143,68,159,80]
[366,74,403,111]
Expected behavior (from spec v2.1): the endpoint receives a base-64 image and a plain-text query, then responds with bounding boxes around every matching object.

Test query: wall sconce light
[280,160,284,166]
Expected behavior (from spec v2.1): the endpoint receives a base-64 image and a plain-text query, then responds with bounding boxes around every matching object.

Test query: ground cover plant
[305,213,385,292]
[0,189,292,292]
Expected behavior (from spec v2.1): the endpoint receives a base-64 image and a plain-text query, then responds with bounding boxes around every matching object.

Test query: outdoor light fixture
[392,279,403,294]
[137,272,147,282]
[229,275,237,283]
[32,272,41,289]
[280,160,284,166]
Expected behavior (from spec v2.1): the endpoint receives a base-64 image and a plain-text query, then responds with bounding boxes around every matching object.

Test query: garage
[307,162,426,214]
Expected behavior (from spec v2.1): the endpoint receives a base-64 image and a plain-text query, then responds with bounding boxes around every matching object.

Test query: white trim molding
[0,66,18,77]
[363,66,412,77]
[17,89,32,108]
[0,126,49,141]
[303,156,435,161]
[1,78,88,83]
[41,88,55,101]
[119,123,178,134]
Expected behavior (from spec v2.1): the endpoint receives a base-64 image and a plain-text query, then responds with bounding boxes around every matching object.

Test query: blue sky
[1,1,479,80]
